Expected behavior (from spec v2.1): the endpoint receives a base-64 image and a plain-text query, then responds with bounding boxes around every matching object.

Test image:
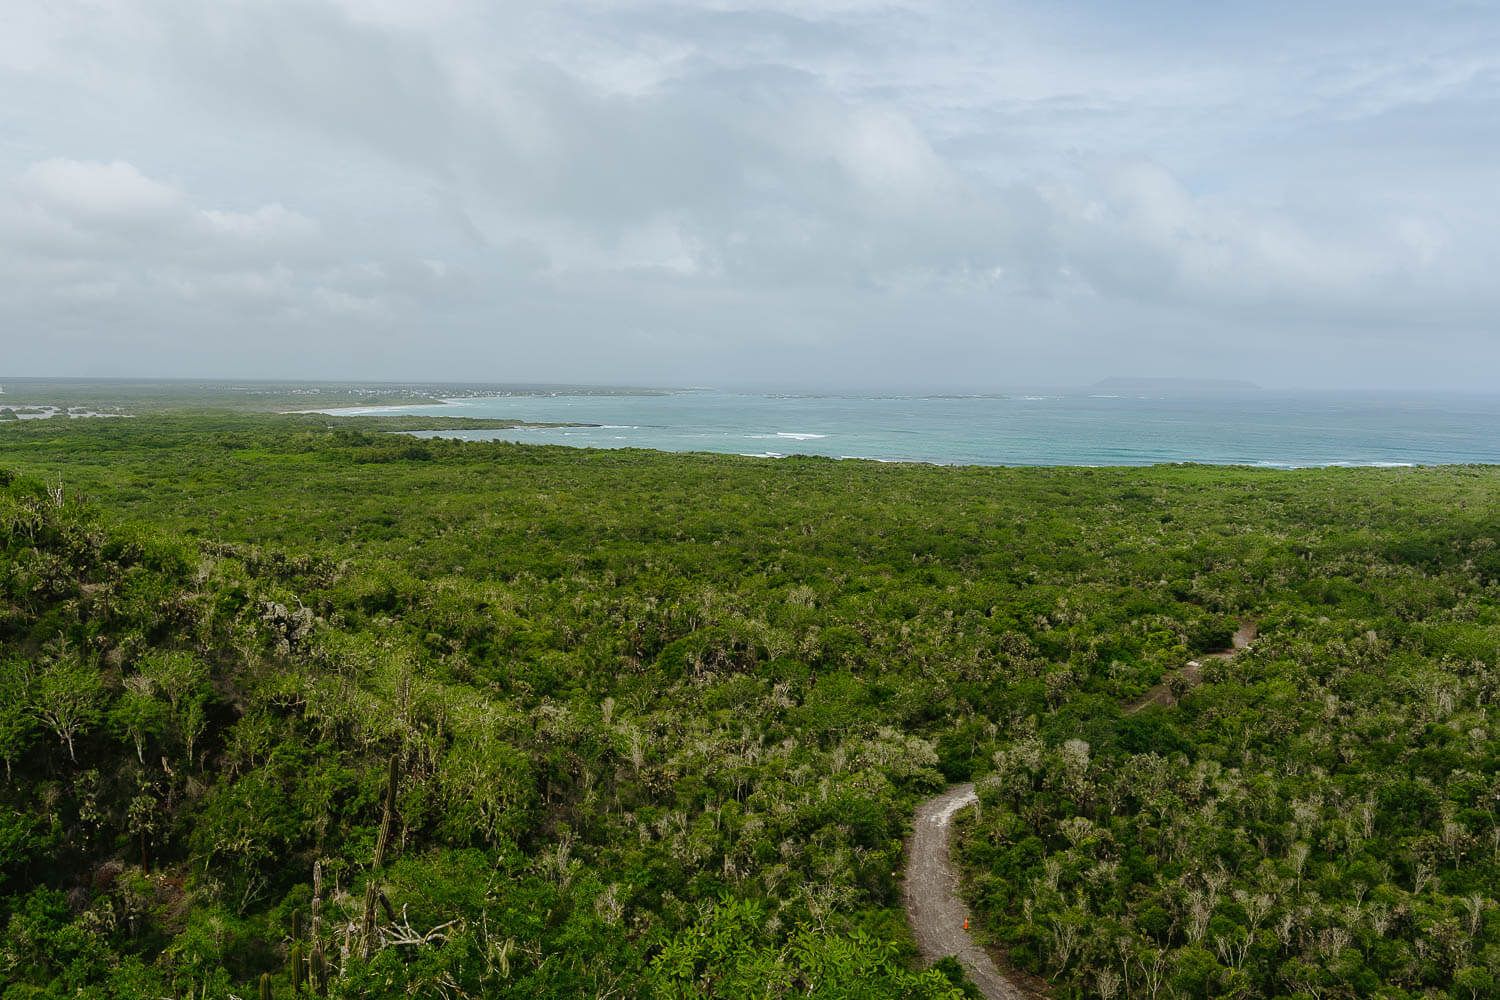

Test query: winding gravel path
[905,622,1258,996]
[904,783,1032,999]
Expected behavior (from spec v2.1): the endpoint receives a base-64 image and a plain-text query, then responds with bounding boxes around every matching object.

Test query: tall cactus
[259,972,273,1000]
[361,753,400,960]
[374,753,398,870]
[287,906,305,993]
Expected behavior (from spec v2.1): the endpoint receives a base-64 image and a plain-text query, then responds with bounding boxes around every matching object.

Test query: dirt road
[903,783,1032,999]
[1124,620,1257,714]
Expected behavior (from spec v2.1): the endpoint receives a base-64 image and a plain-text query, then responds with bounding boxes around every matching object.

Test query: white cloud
[20,159,181,222]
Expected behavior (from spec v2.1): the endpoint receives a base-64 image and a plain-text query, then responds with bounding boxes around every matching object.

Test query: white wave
[1254,459,1420,469]
[776,431,827,440]
[1323,460,1418,468]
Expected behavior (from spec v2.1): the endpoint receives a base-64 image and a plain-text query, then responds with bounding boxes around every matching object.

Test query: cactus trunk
[290,942,304,994]
[311,944,327,997]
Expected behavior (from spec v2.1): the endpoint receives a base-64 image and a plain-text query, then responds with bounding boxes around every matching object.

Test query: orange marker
[963,918,969,930]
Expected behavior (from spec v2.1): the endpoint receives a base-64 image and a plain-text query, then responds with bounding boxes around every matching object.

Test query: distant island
[1090,376,1261,392]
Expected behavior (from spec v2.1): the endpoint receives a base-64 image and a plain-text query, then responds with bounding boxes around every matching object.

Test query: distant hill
[1090,376,1261,392]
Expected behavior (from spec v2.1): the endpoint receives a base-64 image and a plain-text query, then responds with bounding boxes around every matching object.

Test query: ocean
[320,388,1500,468]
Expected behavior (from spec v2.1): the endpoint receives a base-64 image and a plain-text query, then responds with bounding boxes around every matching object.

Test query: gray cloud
[2,0,1497,388]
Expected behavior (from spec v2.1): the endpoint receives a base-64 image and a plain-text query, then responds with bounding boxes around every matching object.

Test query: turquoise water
[322,389,1500,467]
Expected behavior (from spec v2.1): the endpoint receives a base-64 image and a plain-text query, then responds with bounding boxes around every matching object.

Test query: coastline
[23,384,1449,469]
[331,388,1500,468]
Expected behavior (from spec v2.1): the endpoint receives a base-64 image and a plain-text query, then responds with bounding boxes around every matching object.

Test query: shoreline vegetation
[2,384,1499,999]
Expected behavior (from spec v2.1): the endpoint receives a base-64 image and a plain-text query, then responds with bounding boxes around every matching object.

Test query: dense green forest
[2,407,1498,998]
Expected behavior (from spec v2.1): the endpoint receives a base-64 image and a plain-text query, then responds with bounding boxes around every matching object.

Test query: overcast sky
[3,0,1498,389]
